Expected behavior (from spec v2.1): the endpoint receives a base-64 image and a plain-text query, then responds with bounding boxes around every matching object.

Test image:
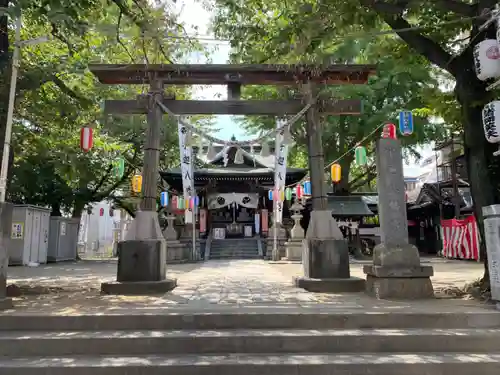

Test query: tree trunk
[455,66,500,289]
[50,202,62,217]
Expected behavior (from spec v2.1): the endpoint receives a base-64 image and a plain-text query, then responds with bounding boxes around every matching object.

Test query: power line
[161,13,486,47]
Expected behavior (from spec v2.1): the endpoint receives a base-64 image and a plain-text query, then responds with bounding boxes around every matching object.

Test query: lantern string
[155,93,322,146]
[286,122,386,188]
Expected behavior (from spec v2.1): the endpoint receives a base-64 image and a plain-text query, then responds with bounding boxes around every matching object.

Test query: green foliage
[213,1,449,191]
[3,0,209,216]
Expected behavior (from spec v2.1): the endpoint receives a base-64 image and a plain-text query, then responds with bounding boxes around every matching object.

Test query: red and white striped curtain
[441,215,480,261]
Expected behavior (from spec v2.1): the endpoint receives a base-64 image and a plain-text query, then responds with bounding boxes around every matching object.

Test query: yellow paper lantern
[331,163,341,183]
[131,174,142,193]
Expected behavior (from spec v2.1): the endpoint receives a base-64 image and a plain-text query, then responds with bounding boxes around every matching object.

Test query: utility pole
[0,15,21,202]
[0,13,50,202]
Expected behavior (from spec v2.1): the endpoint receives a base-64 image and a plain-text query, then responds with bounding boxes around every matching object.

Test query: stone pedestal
[166,240,186,263]
[101,211,177,295]
[162,215,178,240]
[295,210,364,293]
[284,200,305,261]
[0,203,13,310]
[363,139,434,299]
[283,240,302,261]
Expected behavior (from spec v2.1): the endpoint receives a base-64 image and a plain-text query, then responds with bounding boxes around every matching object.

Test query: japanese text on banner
[274,119,288,223]
[177,120,195,223]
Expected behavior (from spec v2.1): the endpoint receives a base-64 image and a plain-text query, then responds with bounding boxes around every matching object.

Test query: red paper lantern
[382,123,397,139]
[99,207,104,216]
[80,127,93,152]
[295,184,303,199]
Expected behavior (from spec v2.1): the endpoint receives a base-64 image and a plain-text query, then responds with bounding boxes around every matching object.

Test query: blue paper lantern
[399,111,413,136]
[160,191,169,207]
[303,181,311,195]
[193,196,200,207]
[268,190,273,200]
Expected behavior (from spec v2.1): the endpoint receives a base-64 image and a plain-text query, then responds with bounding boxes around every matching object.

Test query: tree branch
[371,3,456,73]
[349,164,377,191]
[434,0,477,16]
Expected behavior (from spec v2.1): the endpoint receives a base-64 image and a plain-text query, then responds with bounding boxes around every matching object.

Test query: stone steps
[0,353,499,375]
[1,311,499,374]
[0,328,499,356]
[2,312,499,330]
[209,239,260,259]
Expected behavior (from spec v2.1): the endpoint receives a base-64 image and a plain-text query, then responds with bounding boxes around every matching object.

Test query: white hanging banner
[274,119,289,223]
[177,119,195,223]
[254,213,260,234]
[482,101,500,143]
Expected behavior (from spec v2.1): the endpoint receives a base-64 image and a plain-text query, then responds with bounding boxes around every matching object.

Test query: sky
[174,0,432,177]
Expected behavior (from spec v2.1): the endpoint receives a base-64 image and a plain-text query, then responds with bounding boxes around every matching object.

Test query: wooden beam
[104,99,363,115]
[89,63,376,85]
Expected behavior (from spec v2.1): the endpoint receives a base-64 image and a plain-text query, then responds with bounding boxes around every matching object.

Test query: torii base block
[101,211,177,295]
[294,210,365,293]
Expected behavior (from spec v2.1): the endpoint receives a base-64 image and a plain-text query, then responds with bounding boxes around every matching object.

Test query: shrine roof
[161,166,307,179]
[88,63,376,85]
[326,196,375,217]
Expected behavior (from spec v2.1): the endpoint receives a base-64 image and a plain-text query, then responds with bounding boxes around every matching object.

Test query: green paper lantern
[177,197,184,209]
[112,158,125,178]
[354,145,367,166]
[285,187,293,201]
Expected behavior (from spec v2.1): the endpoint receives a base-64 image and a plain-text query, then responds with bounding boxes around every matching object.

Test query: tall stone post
[101,77,177,295]
[0,202,13,309]
[364,138,434,299]
[294,82,364,292]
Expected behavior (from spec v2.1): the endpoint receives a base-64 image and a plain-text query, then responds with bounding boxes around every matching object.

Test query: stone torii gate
[89,63,375,295]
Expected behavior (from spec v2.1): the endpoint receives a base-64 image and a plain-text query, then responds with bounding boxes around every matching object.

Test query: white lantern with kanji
[80,127,93,152]
[482,101,500,143]
[473,39,500,81]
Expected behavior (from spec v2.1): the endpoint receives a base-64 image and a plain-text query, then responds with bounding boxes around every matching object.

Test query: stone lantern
[284,199,305,261]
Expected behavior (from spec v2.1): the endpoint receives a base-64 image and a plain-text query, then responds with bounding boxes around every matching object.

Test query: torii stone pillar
[364,138,434,299]
[101,77,177,295]
[294,82,364,292]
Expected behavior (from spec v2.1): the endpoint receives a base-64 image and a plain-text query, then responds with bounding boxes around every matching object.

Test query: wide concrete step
[1,353,499,375]
[2,312,500,331]
[1,329,500,356]
[210,255,260,259]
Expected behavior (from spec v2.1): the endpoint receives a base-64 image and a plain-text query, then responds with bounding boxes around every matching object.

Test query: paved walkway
[2,259,491,315]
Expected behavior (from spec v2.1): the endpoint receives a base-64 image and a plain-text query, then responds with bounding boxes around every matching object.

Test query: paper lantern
[295,184,303,199]
[279,189,285,201]
[172,196,178,208]
[190,196,200,209]
[268,190,273,200]
[80,127,93,152]
[398,111,413,136]
[382,123,397,139]
[354,146,367,166]
[112,158,125,178]
[285,187,292,201]
[331,163,341,183]
[473,39,500,81]
[177,197,184,209]
[303,181,311,195]
[184,197,190,209]
[131,174,142,193]
[482,101,500,143]
[160,191,169,207]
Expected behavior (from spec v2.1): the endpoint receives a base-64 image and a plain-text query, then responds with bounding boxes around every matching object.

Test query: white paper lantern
[474,39,500,81]
[482,101,500,143]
